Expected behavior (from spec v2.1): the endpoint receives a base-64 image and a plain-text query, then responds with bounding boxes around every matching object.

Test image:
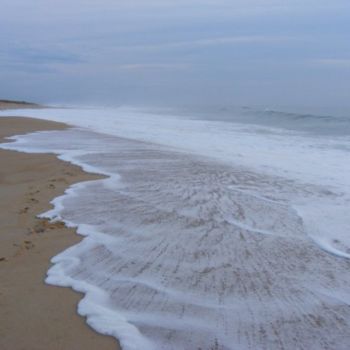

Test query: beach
[1,0,349,347]
[0,117,119,350]
[1,107,350,349]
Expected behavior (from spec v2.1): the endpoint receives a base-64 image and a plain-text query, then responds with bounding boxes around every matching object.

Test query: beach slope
[0,117,119,350]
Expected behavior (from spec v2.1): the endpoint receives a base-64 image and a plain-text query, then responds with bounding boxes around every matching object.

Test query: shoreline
[0,100,44,110]
[0,117,120,350]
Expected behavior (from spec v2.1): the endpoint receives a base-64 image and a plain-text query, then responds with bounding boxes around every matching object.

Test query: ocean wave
[1,122,350,349]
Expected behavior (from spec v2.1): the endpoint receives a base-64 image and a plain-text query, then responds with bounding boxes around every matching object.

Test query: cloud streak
[0,0,350,106]
[312,59,350,68]
[118,63,190,71]
[111,35,300,52]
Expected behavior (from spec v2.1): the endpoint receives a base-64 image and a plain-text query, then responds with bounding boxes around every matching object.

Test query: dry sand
[0,117,120,350]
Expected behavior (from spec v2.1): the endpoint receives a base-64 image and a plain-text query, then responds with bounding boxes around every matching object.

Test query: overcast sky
[1,0,350,108]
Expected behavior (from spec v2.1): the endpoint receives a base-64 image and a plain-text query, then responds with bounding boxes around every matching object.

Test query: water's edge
[1,131,134,350]
[2,112,350,350]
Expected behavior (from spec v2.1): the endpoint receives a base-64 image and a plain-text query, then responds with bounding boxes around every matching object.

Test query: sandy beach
[0,117,119,350]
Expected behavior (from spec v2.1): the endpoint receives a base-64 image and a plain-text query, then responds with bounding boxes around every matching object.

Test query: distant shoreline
[0,99,45,110]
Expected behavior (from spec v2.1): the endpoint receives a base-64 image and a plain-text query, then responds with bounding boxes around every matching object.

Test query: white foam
[1,109,350,349]
[1,107,350,189]
[46,234,155,350]
[2,108,350,252]
[295,201,350,259]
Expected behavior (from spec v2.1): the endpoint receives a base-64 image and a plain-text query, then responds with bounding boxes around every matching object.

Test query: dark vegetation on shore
[0,99,43,110]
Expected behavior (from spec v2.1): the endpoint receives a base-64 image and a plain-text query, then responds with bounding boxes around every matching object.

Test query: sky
[1,0,350,108]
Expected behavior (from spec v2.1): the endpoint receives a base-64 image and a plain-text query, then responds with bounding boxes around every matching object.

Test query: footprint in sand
[13,240,35,257]
[28,198,39,204]
[28,190,40,196]
[19,207,29,214]
[24,240,35,250]
[29,222,46,234]
[28,219,65,235]
[52,177,68,184]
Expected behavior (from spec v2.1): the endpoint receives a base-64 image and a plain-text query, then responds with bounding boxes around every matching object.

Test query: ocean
[1,106,350,349]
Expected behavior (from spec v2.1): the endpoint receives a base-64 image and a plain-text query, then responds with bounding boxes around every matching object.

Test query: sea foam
[1,108,350,349]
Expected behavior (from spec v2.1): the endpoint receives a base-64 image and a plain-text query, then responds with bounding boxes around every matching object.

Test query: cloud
[0,0,350,106]
[312,59,350,68]
[118,63,190,71]
[111,35,299,52]
[9,47,83,64]
[0,44,84,68]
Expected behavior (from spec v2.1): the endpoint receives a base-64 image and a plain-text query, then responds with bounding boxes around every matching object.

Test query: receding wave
[1,123,350,350]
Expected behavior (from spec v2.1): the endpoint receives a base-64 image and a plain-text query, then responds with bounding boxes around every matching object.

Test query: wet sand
[0,117,120,350]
